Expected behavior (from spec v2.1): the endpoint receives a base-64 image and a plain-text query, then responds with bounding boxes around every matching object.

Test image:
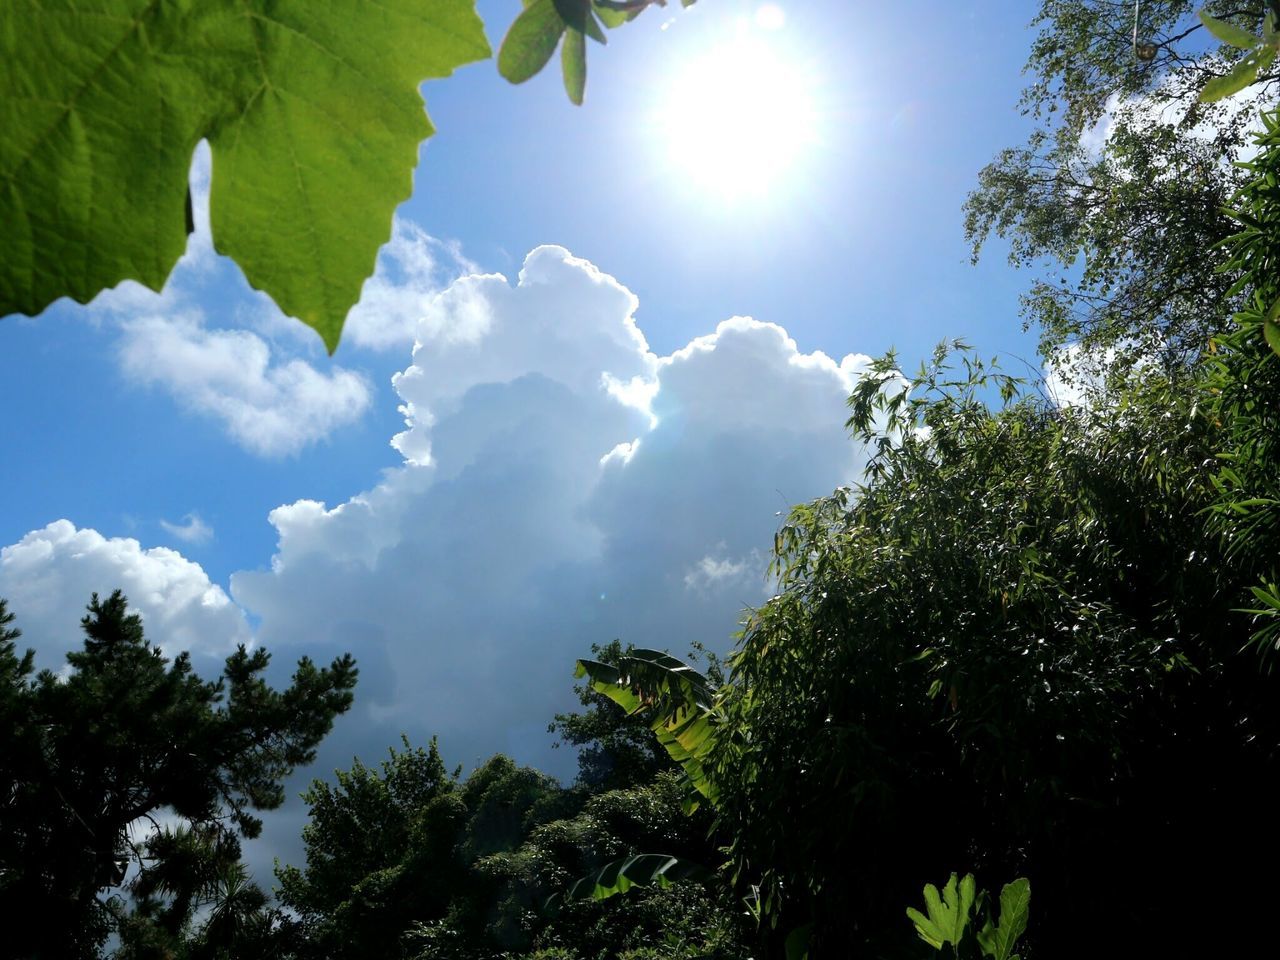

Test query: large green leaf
[564,853,712,901]
[561,27,588,106]
[575,649,720,805]
[981,878,1031,960]
[1,1,490,352]
[907,873,980,950]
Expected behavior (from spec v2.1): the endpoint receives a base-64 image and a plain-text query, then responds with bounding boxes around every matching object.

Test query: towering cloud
[232,246,870,777]
[2,243,874,877]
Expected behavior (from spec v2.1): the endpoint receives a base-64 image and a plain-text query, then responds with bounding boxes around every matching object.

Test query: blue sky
[0,0,1046,875]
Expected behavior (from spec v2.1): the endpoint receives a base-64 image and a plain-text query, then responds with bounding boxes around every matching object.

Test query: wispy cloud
[117,312,371,458]
[159,513,214,546]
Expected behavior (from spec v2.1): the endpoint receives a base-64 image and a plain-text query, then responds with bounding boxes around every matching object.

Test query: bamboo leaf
[1199,12,1264,49]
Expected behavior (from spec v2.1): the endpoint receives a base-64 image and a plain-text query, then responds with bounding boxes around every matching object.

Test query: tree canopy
[965,2,1279,363]
[0,591,357,960]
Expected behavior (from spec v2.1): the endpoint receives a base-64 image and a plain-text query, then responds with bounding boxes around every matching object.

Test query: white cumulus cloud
[0,520,251,670]
[230,247,871,782]
[6,246,877,881]
[117,313,371,457]
[85,145,476,457]
[343,219,478,350]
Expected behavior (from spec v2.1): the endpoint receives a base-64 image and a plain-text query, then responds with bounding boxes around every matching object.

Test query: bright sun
[655,31,820,204]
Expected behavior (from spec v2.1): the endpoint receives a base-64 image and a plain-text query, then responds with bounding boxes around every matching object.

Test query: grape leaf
[1,0,490,352]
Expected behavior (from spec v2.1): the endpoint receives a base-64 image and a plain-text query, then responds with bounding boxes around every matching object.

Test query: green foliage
[477,771,744,960]
[112,824,278,959]
[906,873,978,953]
[581,343,1280,956]
[727,360,1148,948]
[966,2,1273,362]
[1018,2,1274,139]
[276,735,742,960]
[907,875,1030,960]
[498,1,693,105]
[1198,9,1280,101]
[564,852,713,901]
[0,0,489,352]
[549,640,680,793]
[0,591,356,960]
[1204,107,1280,662]
[1,1,686,348]
[276,736,462,959]
[574,648,721,809]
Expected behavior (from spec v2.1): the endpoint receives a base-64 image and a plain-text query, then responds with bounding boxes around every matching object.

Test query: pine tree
[0,591,357,959]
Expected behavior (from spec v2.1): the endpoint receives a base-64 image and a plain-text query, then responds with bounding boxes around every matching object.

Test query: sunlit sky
[0,0,1042,875]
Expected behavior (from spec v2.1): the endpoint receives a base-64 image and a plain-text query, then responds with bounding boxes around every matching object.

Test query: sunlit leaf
[575,650,720,803]
[1200,46,1276,102]
[562,27,587,105]
[498,0,567,84]
[907,873,978,949]
[977,878,1031,960]
[564,852,712,901]
[0,0,490,352]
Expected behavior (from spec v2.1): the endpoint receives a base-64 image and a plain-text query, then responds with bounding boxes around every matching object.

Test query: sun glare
[655,32,820,205]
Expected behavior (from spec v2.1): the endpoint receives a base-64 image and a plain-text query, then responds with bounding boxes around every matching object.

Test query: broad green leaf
[564,853,712,901]
[0,0,490,353]
[907,873,978,949]
[976,878,1031,960]
[1199,12,1264,49]
[562,27,587,105]
[498,0,567,84]
[575,650,720,804]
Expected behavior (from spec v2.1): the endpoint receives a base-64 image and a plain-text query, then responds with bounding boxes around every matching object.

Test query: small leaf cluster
[499,1,696,105]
